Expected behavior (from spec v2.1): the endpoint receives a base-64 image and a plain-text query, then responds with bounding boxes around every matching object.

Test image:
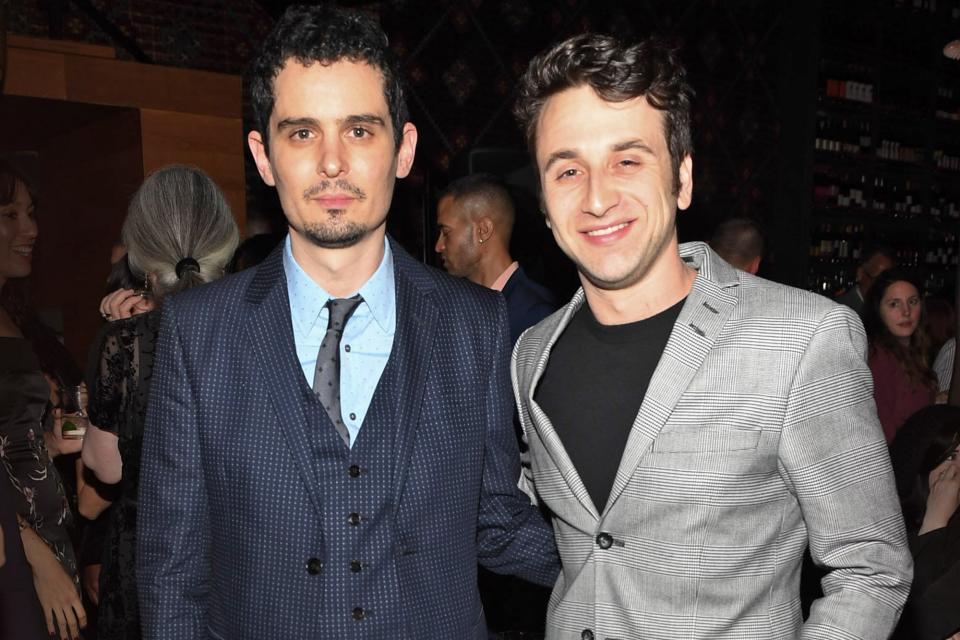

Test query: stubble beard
[302,213,373,249]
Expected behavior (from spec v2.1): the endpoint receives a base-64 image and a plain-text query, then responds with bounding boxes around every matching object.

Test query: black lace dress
[0,336,78,637]
[87,311,159,640]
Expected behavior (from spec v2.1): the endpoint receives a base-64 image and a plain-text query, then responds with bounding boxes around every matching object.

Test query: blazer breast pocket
[651,427,761,453]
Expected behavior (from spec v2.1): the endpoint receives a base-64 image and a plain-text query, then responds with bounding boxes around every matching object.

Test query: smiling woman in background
[0,159,86,640]
[863,268,938,442]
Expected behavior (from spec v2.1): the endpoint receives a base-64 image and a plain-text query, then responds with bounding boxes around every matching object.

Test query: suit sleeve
[778,305,912,639]
[137,299,210,639]
[476,297,560,587]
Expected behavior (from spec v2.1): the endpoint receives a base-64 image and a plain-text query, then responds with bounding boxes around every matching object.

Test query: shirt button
[352,607,365,620]
[581,629,594,640]
[348,464,361,478]
[596,532,613,549]
[344,344,351,352]
[305,557,323,575]
[350,560,363,573]
[349,412,356,421]
[348,512,362,526]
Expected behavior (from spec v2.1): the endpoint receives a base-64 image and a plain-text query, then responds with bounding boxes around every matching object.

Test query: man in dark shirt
[510,32,911,639]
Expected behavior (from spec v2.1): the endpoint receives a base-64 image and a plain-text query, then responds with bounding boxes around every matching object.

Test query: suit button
[581,629,594,640]
[348,512,362,526]
[596,533,613,549]
[305,557,322,575]
[348,464,361,478]
[350,560,363,573]
[352,607,365,620]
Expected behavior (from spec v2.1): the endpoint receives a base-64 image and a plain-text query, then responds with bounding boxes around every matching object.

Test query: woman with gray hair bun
[80,164,238,640]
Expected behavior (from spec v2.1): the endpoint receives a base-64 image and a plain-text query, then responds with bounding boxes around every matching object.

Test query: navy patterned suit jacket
[136,238,559,639]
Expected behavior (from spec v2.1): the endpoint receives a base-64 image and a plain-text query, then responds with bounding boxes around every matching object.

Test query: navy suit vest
[306,353,404,638]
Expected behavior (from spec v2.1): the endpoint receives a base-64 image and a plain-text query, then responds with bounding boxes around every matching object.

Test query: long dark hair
[0,160,82,386]
[862,267,936,390]
[890,405,960,531]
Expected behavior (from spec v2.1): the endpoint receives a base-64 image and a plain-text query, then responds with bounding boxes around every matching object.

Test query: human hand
[44,408,85,458]
[30,542,87,639]
[935,391,949,404]
[82,563,101,605]
[99,287,154,321]
[920,454,960,535]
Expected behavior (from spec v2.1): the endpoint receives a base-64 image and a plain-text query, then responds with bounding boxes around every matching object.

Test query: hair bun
[175,257,200,279]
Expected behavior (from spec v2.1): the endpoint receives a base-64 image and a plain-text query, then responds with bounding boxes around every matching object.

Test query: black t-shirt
[534,298,685,513]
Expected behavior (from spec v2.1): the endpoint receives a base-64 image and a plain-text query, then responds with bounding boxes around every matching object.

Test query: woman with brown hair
[863,268,938,442]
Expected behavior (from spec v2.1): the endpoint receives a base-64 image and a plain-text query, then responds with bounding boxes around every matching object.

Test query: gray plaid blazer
[512,242,912,640]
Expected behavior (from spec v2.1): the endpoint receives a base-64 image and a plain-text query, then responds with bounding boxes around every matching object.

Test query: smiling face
[534,85,692,295]
[0,179,38,289]
[248,59,416,253]
[879,280,921,344]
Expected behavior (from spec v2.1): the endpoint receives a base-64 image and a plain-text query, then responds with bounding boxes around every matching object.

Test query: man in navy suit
[436,174,557,344]
[136,5,559,639]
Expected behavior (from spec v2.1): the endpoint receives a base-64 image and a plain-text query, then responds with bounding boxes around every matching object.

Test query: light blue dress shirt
[283,235,396,447]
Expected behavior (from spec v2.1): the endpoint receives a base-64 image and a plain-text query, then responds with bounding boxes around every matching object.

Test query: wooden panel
[140,109,247,231]
[26,109,144,367]
[7,35,115,59]
[5,40,241,118]
[65,56,242,118]
[3,47,68,100]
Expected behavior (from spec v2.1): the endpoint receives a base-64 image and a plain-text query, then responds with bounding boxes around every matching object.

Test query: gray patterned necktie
[312,295,362,446]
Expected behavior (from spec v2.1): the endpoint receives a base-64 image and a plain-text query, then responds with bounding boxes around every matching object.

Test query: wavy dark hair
[248,3,408,152]
[863,268,937,391]
[890,405,960,531]
[513,33,694,194]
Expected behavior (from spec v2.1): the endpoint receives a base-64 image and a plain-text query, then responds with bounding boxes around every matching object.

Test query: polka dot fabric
[136,240,560,639]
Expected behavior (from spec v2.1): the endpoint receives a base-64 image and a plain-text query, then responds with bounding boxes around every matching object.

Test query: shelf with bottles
[812,167,934,218]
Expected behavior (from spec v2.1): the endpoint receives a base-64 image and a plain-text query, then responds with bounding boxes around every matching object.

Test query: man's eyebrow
[344,114,386,127]
[274,114,387,130]
[542,150,578,173]
[542,139,658,173]
[612,139,656,155]
[275,117,319,131]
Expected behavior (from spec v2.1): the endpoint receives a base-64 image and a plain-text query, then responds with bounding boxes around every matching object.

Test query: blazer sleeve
[137,299,210,639]
[778,305,912,639]
[475,296,560,587]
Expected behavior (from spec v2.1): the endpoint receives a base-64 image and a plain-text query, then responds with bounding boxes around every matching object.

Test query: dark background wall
[8,0,960,299]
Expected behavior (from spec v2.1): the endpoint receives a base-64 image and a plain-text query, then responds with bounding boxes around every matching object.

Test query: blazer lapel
[604,245,738,512]
[525,290,602,521]
[244,248,327,520]
[387,242,438,508]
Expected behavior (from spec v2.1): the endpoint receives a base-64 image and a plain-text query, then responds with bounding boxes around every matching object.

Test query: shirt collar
[283,234,396,334]
[490,261,519,292]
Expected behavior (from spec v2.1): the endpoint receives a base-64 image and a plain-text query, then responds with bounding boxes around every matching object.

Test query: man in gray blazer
[510,33,912,639]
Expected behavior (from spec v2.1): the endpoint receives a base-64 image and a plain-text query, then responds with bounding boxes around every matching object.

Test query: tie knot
[325,295,362,333]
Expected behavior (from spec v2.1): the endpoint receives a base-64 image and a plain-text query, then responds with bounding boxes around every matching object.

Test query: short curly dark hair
[514,33,694,194]
[248,4,408,152]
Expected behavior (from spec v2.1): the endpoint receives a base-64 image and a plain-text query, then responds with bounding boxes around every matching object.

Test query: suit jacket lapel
[604,245,738,512]
[387,241,438,508]
[525,290,602,521]
[244,248,327,519]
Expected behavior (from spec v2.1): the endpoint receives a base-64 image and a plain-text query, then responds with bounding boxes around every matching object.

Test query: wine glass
[59,384,88,439]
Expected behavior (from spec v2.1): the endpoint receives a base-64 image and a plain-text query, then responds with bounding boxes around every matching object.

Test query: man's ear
[746,255,761,275]
[676,154,693,211]
[395,123,418,178]
[248,131,276,187]
[476,216,494,243]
